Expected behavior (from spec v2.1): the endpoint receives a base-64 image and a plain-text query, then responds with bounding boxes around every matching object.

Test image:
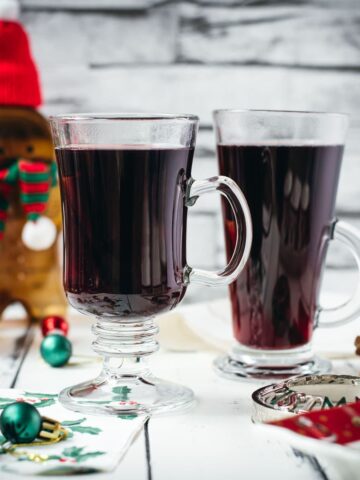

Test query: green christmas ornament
[40,333,72,367]
[0,402,42,444]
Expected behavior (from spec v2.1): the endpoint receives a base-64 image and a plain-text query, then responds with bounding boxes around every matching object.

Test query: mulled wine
[218,144,343,350]
[56,146,194,318]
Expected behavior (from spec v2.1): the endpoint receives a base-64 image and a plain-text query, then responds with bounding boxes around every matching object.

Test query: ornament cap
[41,315,69,337]
[38,416,68,443]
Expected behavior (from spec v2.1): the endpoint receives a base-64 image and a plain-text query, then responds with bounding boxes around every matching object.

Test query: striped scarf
[0,159,57,240]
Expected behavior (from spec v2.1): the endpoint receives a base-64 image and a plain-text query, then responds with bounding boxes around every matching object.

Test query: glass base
[59,371,194,416]
[59,318,194,416]
[214,343,332,381]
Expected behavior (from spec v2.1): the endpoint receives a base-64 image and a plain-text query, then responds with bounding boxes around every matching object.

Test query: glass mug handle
[318,220,360,328]
[184,176,252,286]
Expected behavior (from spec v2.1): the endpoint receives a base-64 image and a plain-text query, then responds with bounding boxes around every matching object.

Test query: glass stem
[91,317,159,358]
[102,356,151,380]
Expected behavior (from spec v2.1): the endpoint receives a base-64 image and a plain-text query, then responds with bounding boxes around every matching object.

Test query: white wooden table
[1,294,359,480]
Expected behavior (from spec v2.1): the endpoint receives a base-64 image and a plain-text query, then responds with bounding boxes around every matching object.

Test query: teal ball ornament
[40,333,72,367]
[0,402,42,444]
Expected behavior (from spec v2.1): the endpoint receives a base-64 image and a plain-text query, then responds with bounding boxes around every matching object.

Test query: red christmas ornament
[41,315,69,337]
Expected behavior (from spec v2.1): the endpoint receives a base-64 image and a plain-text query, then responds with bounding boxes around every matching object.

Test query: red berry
[41,315,69,337]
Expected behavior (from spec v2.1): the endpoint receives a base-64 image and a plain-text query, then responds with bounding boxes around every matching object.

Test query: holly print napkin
[268,400,360,446]
[0,389,147,475]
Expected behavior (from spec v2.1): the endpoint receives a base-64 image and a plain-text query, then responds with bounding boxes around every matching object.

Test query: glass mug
[50,113,252,415]
[213,109,360,380]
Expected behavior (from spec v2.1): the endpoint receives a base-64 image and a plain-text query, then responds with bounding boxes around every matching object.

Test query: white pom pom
[0,0,19,20]
[22,217,57,251]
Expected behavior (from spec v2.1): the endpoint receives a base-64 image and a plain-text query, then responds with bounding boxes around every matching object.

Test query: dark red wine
[218,144,343,349]
[56,146,194,319]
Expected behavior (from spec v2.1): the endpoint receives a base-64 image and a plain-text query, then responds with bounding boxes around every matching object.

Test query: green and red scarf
[0,159,57,240]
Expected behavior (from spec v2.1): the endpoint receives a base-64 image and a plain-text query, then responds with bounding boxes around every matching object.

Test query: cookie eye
[0,147,4,155]
[26,145,34,153]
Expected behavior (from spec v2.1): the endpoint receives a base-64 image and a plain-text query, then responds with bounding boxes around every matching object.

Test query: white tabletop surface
[1,293,360,480]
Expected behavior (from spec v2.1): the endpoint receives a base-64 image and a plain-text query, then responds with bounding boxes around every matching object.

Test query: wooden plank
[21,8,178,67]
[184,0,358,6]
[88,7,177,66]
[24,2,360,68]
[20,0,156,10]
[187,0,359,6]
[150,293,360,478]
[40,65,360,127]
[0,308,34,388]
[10,290,360,480]
[147,351,339,480]
[14,314,149,480]
[19,0,360,9]
[179,4,360,68]
[40,66,89,110]
[21,12,88,67]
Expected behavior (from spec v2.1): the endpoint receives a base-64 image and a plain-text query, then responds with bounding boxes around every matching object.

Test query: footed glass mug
[214,109,360,380]
[50,113,252,415]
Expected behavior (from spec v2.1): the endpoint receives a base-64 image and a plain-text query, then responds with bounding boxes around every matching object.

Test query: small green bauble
[0,402,42,444]
[40,333,72,367]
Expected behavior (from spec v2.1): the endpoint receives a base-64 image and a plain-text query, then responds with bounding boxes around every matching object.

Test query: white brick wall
[17,0,360,301]
[179,3,360,67]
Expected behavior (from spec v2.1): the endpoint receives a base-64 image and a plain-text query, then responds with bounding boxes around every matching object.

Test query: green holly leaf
[0,397,17,409]
[112,386,131,401]
[62,418,86,427]
[61,446,105,463]
[21,393,56,408]
[62,446,84,458]
[62,418,101,435]
[34,399,56,408]
[0,394,56,410]
[24,392,58,398]
[76,451,105,463]
[47,454,62,461]
[70,426,102,435]
[118,414,138,420]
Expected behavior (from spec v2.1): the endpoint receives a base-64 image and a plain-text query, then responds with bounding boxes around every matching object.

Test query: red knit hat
[0,19,42,107]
